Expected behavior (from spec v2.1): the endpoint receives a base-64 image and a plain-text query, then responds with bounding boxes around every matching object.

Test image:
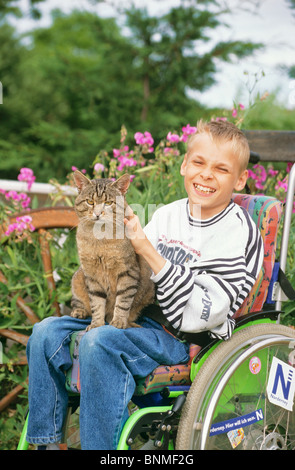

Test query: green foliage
[243,94,295,130]
[0,364,29,450]
[0,4,263,182]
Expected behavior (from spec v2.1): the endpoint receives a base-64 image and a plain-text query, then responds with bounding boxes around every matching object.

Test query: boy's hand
[124,206,147,254]
[124,206,166,275]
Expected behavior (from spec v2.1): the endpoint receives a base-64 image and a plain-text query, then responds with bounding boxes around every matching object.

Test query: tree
[123,2,263,131]
[0,10,142,181]
[0,0,46,19]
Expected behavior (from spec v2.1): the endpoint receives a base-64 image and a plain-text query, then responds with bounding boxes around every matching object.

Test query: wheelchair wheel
[176,323,295,450]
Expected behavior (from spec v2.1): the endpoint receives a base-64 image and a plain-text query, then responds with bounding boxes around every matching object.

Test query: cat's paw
[109,318,128,329]
[127,322,141,328]
[71,308,89,319]
[85,321,104,332]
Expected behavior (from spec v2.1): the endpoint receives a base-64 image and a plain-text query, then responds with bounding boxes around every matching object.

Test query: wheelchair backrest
[232,193,283,318]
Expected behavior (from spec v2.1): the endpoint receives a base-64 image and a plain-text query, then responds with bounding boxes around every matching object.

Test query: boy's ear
[180,154,188,176]
[73,170,92,192]
[234,169,248,192]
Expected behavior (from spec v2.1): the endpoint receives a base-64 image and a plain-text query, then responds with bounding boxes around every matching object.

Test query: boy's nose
[200,168,213,179]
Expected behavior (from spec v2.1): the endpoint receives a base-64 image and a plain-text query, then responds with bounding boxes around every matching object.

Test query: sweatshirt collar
[186,199,235,227]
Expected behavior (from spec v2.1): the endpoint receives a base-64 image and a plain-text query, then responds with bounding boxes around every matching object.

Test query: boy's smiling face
[180,132,248,220]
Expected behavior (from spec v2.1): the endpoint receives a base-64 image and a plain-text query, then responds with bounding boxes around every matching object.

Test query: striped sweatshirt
[143,198,264,340]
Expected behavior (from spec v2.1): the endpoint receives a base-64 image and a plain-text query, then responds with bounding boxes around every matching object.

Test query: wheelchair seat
[65,193,283,397]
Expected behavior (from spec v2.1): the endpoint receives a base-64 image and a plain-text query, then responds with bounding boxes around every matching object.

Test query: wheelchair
[17,164,295,451]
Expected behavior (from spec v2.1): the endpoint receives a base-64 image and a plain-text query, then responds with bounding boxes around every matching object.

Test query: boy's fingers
[125,205,134,220]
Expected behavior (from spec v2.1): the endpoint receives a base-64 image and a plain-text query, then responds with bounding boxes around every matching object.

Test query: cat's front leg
[86,294,107,331]
[71,267,91,320]
[110,272,139,329]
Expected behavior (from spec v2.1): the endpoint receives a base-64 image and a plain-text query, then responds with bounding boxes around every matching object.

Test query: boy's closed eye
[217,166,229,173]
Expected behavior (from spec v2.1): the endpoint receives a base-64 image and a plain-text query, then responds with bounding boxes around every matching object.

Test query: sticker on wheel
[267,356,295,411]
[227,428,245,448]
[249,356,261,375]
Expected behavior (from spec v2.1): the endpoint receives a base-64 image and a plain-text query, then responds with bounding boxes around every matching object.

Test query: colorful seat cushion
[65,194,283,396]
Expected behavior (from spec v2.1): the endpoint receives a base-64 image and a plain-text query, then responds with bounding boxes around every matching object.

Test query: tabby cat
[70,170,155,331]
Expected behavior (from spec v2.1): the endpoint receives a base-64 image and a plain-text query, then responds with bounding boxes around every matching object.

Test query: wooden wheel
[0,207,78,412]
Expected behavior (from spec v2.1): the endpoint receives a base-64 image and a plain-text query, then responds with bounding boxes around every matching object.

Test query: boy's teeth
[194,183,216,193]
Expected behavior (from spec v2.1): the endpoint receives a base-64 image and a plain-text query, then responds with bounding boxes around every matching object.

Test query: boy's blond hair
[187,119,250,171]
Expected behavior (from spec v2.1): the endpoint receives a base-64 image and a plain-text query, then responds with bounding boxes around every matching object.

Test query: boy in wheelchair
[26,119,264,450]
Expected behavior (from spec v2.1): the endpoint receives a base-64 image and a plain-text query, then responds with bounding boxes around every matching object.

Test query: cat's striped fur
[71,171,155,331]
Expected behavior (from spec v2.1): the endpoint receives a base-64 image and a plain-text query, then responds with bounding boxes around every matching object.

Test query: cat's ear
[112,174,130,195]
[73,170,91,193]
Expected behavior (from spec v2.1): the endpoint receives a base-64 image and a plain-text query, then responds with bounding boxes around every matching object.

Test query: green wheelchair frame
[17,164,295,451]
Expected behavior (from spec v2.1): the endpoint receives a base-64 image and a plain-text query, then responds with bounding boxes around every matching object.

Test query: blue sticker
[209,409,264,436]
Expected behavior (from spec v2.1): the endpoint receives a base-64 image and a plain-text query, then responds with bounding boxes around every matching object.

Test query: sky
[8,0,295,110]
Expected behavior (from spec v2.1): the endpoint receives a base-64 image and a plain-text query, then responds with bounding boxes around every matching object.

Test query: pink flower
[275,178,288,193]
[4,189,31,209]
[248,164,267,190]
[247,169,256,180]
[21,196,31,209]
[255,181,265,190]
[239,103,245,110]
[134,132,143,144]
[253,164,267,182]
[72,166,86,174]
[94,163,105,172]
[113,149,121,158]
[5,215,35,237]
[134,131,154,147]
[213,117,227,122]
[18,167,36,190]
[20,215,33,224]
[232,108,238,118]
[180,124,197,142]
[286,162,293,173]
[167,132,180,143]
[117,155,137,171]
[268,168,278,177]
[5,190,19,201]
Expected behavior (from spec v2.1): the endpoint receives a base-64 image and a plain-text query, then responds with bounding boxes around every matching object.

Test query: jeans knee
[79,325,120,358]
[31,317,58,339]
[27,317,62,358]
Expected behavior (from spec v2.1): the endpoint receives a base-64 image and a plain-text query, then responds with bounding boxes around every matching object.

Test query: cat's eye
[86,199,94,206]
[104,201,112,206]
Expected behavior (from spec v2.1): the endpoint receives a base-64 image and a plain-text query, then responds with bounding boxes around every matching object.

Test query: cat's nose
[93,210,105,219]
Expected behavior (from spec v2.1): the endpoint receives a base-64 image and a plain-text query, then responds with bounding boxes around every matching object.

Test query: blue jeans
[26,315,190,450]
